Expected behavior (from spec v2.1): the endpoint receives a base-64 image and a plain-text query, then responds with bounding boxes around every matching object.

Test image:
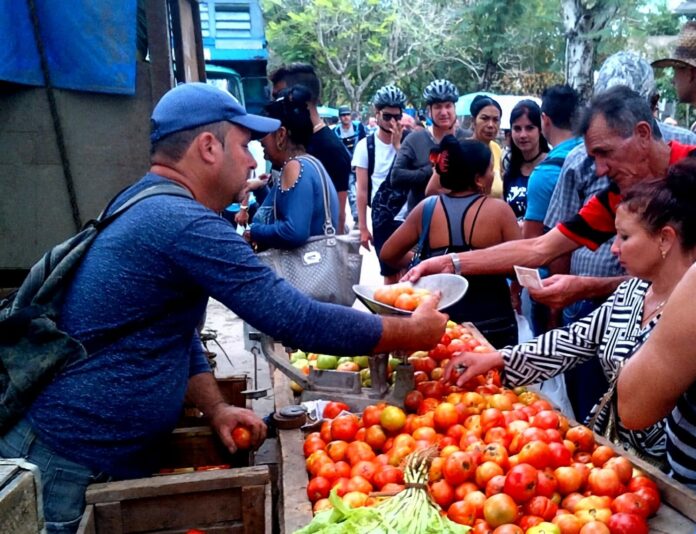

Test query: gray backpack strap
[12,182,193,311]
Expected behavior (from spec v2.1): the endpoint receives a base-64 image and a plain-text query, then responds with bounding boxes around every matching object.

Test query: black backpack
[366,130,410,210]
[0,182,192,432]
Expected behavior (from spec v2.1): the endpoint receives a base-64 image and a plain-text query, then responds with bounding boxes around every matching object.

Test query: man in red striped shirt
[405,86,696,305]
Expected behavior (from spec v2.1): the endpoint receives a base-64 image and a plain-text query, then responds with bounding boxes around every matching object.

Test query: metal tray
[353,273,469,316]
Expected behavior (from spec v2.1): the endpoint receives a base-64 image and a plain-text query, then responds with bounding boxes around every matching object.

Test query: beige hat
[652,21,696,69]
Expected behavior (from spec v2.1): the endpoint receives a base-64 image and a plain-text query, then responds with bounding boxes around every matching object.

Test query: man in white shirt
[352,86,407,267]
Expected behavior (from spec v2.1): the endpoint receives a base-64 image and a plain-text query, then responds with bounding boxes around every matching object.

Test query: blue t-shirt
[250,157,339,249]
[28,173,381,478]
[525,137,583,223]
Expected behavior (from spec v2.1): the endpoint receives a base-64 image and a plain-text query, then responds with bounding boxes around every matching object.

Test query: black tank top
[426,193,516,345]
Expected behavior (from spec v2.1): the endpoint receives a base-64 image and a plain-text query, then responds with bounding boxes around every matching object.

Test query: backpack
[366,129,409,209]
[0,182,192,432]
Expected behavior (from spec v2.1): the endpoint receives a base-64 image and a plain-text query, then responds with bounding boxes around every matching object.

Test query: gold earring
[660,248,667,260]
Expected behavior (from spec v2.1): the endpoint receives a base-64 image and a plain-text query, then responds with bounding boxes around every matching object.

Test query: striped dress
[667,387,696,488]
[499,278,666,462]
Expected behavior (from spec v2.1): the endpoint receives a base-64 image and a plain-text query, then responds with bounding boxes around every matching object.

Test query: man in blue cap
[0,83,447,533]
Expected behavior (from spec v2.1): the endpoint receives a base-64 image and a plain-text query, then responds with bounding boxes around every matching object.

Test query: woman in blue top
[248,86,339,249]
[503,100,549,220]
[381,137,521,348]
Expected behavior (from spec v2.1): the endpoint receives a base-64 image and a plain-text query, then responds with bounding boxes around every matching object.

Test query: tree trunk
[561,0,618,103]
[564,32,596,103]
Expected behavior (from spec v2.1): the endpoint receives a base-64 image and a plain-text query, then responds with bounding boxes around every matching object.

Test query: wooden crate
[159,425,249,472]
[0,461,42,534]
[77,466,271,534]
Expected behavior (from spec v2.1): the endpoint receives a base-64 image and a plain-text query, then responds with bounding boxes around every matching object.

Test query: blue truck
[200,0,269,114]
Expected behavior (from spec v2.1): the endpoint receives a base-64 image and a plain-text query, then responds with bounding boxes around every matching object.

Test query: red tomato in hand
[231,426,252,449]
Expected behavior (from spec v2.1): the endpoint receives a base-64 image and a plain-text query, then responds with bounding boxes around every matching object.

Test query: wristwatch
[449,253,462,275]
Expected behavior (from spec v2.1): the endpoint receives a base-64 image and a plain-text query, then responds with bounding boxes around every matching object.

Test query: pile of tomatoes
[373,283,433,311]
[303,379,660,534]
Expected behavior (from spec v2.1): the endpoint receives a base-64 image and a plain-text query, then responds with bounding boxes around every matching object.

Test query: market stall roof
[318,105,339,118]
[457,92,541,129]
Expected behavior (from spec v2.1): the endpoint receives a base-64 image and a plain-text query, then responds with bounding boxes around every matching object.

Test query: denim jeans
[0,418,108,534]
[348,171,358,222]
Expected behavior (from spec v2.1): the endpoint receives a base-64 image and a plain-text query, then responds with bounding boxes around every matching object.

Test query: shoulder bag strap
[297,154,336,239]
[414,196,438,259]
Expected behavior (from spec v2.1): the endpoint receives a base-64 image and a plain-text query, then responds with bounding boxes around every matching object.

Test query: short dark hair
[264,86,313,148]
[541,85,578,130]
[437,136,492,191]
[621,157,696,250]
[577,85,662,141]
[269,63,322,104]
[150,121,229,161]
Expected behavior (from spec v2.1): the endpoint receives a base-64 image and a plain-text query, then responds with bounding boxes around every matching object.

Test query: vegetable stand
[266,336,696,534]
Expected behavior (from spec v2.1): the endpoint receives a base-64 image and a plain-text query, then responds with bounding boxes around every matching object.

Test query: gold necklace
[643,287,667,323]
[312,122,324,133]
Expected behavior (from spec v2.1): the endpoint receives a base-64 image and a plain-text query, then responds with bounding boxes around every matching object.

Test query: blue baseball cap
[150,82,280,142]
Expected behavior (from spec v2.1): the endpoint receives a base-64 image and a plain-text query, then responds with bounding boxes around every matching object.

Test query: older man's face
[674,66,696,105]
[584,114,652,191]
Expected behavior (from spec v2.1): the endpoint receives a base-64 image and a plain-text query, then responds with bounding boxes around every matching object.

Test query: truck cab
[200,0,269,114]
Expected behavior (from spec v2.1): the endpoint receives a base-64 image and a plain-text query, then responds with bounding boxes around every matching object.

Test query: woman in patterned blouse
[444,158,696,465]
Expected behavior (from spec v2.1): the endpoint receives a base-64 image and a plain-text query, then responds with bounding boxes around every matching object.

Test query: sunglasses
[381,112,403,122]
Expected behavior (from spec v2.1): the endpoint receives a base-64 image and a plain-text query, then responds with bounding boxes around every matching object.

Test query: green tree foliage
[263,0,688,110]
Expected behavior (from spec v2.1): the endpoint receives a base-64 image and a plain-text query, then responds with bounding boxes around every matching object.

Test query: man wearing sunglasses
[352,86,407,281]
[391,79,468,214]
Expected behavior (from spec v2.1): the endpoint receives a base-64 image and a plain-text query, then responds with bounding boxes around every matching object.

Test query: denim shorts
[0,418,109,534]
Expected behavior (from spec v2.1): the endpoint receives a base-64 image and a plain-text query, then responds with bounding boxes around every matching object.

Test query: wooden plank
[274,367,313,534]
[241,485,266,534]
[0,464,19,487]
[76,504,96,534]
[120,487,243,532]
[86,466,269,503]
[0,471,40,534]
[93,501,124,533]
[144,0,174,103]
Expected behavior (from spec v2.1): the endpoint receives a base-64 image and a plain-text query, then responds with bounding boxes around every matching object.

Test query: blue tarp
[0,0,138,95]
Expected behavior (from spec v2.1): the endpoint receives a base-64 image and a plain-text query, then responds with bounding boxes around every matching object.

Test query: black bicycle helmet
[373,85,407,109]
[422,79,459,105]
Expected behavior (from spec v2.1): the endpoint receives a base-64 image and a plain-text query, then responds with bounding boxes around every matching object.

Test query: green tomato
[353,356,369,369]
[526,522,561,534]
[290,350,306,363]
[316,354,338,370]
[337,356,354,366]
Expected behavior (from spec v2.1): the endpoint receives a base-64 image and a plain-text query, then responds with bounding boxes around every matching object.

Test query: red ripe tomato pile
[302,325,660,533]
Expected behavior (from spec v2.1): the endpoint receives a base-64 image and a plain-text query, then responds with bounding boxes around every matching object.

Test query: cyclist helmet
[422,79,459,105]
[373,85,407,109]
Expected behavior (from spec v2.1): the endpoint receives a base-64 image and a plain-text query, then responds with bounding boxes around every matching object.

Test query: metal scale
[244,274,468,411]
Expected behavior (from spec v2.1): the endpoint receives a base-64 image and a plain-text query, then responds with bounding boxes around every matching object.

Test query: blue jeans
[348,172,358,222]
[0,418,109,534]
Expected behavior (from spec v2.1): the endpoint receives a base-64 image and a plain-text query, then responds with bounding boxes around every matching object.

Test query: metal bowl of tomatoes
[352,273,469,315]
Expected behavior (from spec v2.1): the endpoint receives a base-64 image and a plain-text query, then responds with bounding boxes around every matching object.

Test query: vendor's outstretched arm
[403,226,580,282]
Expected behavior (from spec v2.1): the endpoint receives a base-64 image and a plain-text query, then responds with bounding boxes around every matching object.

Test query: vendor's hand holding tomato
[209,404,267,453]
[405,292,449,348]
[443,351,504,388]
